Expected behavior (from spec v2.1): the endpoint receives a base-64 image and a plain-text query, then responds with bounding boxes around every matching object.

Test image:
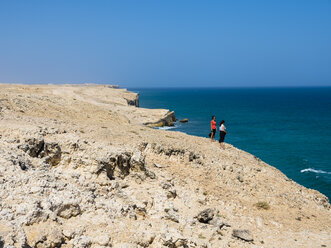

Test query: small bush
[216,213,225,218]
[198,234,206,239]
[255,201,270,210]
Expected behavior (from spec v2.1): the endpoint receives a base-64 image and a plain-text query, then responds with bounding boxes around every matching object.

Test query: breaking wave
[300,168,331,174]
[155,125,178,130]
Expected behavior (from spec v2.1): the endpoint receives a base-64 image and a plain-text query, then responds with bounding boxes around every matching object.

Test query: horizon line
[127,85,331,89]
[1,82,331,89]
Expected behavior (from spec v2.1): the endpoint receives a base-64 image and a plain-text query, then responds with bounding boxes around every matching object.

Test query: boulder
[179,118,188,123]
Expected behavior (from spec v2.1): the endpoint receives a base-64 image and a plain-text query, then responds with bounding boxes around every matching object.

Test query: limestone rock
[153,163,163,168]
[209,218,231,230]
[232,229,253,242]
[161,230,188,248]
[136,232,155,247]
[145,111,176,127]
[68,235,92,248]
[56,203,81,219]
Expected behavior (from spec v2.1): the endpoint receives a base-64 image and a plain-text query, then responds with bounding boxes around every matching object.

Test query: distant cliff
[124,92,139,107]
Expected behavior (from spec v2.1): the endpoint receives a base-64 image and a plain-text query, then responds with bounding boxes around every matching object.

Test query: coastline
[134,86,331,199]
[0,84,330,247]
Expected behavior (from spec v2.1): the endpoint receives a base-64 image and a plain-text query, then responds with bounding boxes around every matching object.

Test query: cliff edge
[0,84,330,248]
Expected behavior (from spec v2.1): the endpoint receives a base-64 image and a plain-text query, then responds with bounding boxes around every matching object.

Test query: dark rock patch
[197,208,214,224]
[19,137,44,158]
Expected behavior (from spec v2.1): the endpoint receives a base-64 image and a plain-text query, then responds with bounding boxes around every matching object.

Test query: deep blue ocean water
[130,87,331,199]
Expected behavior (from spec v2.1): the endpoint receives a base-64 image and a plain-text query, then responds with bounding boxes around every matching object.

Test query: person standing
[210,116,217,141]
[219,120,227,148]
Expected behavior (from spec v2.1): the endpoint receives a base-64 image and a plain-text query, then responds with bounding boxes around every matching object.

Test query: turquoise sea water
[130,87,331,199]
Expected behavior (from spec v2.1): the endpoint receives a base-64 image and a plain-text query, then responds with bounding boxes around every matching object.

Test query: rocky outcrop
[19,137,62,166]
[124,93,139,107]
[144,111,176,127]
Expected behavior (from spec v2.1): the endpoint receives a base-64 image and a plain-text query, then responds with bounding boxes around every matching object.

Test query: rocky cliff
[0,84,330,248]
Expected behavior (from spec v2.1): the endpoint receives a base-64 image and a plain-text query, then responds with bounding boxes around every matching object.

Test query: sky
[0,0,330,88]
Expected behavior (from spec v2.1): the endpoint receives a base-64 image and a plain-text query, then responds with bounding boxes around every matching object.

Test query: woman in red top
[210,115,217,141]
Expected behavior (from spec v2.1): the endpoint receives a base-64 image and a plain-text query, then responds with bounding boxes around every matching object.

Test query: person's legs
[219,132,225,148]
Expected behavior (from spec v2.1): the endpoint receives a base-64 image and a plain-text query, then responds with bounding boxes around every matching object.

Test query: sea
[130,87,331,199]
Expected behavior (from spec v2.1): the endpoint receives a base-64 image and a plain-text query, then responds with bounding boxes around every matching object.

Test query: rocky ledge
[0,84,330,248]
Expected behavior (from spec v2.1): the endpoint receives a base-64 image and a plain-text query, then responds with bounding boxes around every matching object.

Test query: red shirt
[211,120,216,130]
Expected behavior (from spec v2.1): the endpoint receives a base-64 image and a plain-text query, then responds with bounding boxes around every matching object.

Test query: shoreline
[1,83,329,199]
[135,86,331,200]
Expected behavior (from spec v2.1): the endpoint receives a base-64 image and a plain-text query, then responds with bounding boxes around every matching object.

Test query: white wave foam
[155,125,178,130]
[300,168,331,174]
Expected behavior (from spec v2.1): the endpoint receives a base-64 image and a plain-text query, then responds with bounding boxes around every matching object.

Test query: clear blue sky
[0,0,330,87]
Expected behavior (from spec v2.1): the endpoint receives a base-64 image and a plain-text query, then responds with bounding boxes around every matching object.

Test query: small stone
[232,229,253,242]
[95,235,110,246]
[209,218,231,229]
[56,203,81,219]
[197,208,214,224]
[167,189,177,199]
[164,212,179,223]
[145,170,156,179]
[154,163,163,168]
[161,182,172,190]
